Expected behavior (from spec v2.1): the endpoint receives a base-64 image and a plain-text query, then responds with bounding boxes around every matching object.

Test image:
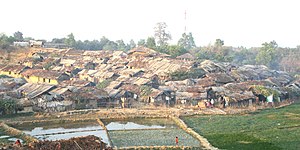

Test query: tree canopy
[154,22,171,48]
[256,40,278,69]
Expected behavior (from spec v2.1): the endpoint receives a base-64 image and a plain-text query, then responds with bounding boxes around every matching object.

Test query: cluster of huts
[0,46,299,113]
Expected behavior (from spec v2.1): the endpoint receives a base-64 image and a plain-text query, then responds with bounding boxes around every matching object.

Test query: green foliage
[103,41,118,50]
[166,45,187,57]
[250,85,280,102]
[140,85,152,97]
[232,47,257,65]
[154,22,172,47]
[256,40,278,69]
[13,31,24,41]
[168,68,205,81]
[0,33,14,49]
[182,103,300,150]
[96,79,112,89]
[109,128,200,147]
[146,37,156,50]
[64,33,76,48]
[178,32,196,50]
[129,39,136,50]
[214,39,224,47]
[0,99,22,115]
[137,39,146,46]
[116,39,127,51]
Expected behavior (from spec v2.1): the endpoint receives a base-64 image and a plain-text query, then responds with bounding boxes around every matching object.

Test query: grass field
[182,103,300,150]
[109,128,201,148]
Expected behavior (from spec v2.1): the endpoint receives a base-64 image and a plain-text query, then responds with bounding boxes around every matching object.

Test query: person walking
[175,136,179,146]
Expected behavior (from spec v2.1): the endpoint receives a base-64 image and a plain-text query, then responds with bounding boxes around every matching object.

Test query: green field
[109,128,201,148]
[182,103,300,150]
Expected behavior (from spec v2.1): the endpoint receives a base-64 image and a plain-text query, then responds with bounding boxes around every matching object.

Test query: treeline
[1,22,300,73]
[0,31,32,49]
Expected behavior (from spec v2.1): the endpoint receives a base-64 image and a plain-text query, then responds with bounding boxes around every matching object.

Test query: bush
[0,99,22,115]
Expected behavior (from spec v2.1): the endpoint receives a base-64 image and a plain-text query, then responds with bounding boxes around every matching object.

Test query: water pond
[14,118,201,148]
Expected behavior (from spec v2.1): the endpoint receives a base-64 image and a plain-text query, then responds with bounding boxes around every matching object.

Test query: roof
[60,59,77,65]
[21,69,68,80]
[17,83,55,99]
[176,53,195,59]
[206,73,234,84]
[200,60,227,73]
[49,87,70,95]
[148,88,164,99]
[71,87,109,99]
[105,81,123,89]
[130,77,150,85]
[128,46,158,56]
[64,49,85,56]
[119,84,140,94]
[60,80,95,87]
[0,65,28,73]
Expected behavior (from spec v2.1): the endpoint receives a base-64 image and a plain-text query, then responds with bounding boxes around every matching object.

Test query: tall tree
[154,22,171,47]
[178,32,196,50]
[256,40,278,69]
[129,39,136,49]
[13,31,24,41]
[0,33,11,49]
[64,33,76,48]
[146,37,156,50]
[137,39,146,46]
[116,39,126,51]
[99,36,109,50]
[103,41,118,50]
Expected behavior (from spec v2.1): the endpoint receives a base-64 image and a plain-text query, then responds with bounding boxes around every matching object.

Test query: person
[210,99,214,108]
[55,142,61,150]
[221,96,226,108]
[15,139,22,147]
[175,136,179,146]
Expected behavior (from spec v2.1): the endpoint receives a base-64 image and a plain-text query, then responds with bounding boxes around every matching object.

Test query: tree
[128,39,136,50]
[0,33,12,49]
[103,41,118,50]
[154,22,172,47]
[146,37,156,50]
[51,38,65,43]
[256,40,278,69]
[214,39,224,48]
[24,37,34,42]
[0,99,22,115]
[99,36,109,50]
[137,39,146,46]
[177,32,196,50]
[116,39,127,51]
[166,45,187,57]
[64,33,76,48]
[13,31,24,41]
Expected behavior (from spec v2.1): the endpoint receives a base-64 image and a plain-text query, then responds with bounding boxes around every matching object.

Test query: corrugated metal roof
[17,83,55,99]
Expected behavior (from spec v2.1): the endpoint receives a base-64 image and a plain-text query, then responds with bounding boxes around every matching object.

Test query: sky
[1,0,300,48]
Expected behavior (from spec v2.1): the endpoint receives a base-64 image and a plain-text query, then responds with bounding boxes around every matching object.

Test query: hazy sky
[1,0,300,47]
